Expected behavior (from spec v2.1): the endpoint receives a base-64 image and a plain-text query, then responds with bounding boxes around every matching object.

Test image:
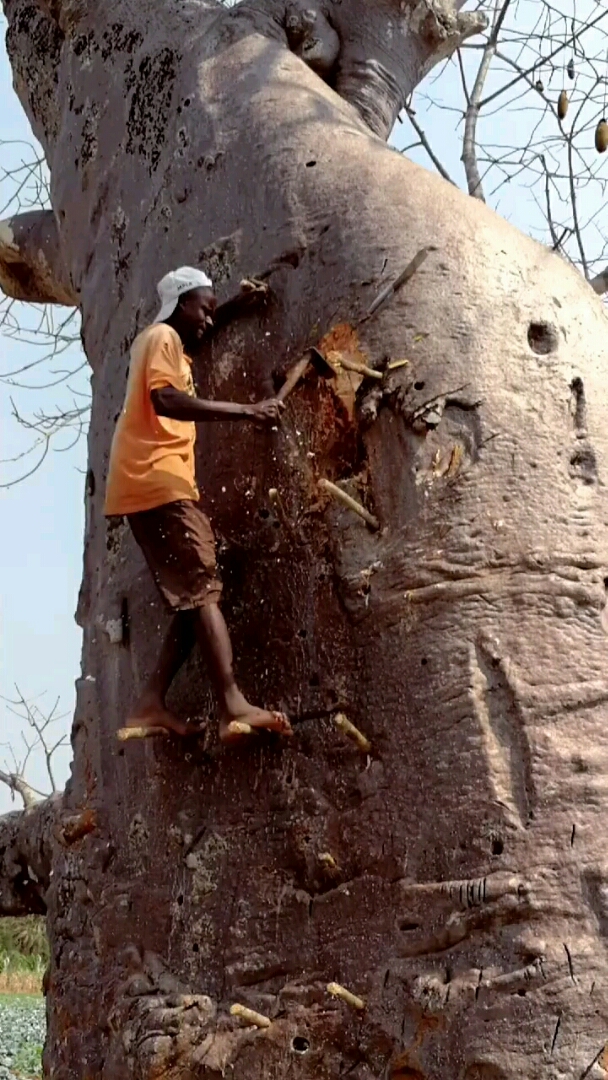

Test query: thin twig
[462,0,514,201]
[405,106,456,185]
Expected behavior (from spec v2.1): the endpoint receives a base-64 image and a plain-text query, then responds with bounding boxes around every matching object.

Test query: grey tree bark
[2,0,608,1077]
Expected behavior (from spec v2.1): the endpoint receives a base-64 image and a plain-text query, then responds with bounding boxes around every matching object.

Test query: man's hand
[249,399,285,424]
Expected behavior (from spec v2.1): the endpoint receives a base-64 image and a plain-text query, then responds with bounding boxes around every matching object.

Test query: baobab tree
[1,0,608,1075]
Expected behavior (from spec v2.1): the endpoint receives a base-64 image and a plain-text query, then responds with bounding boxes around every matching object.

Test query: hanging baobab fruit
[567,58,575,79]
[595,119,608,153]
[535,78,544,92]
[558,90,569,119]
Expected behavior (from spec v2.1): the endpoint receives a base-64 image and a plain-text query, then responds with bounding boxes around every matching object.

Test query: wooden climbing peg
[230,1003,271,1028]
[318,479,379,531]
[327,982,366,1011]
[116,726,170,741]
[334,713,371,753]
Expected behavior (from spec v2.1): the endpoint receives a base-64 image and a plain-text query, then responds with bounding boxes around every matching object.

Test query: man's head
[154,266,217,347]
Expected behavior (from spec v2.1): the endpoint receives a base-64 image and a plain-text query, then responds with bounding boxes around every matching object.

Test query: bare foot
[219,706,293,745]
[127,694,199,737]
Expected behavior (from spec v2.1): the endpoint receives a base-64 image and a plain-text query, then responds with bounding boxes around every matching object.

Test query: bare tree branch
[1,688,70,808]
[405,104,456,184]
[0,770,41,810]
[462,0,514,201]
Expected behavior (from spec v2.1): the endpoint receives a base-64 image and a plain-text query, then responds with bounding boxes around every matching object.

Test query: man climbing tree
[105,266,293,743]
[1,0,608,1078]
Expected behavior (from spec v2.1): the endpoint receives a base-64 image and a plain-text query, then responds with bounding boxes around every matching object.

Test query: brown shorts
[127,499,223,612]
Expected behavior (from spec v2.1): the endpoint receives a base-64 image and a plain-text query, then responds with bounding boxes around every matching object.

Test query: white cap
[153,266,214,323]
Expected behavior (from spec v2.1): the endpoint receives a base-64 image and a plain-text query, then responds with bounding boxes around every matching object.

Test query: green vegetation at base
[0,920,47,997]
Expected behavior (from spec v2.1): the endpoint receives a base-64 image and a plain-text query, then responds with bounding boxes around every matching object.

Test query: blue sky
[0,26,84,810]
[0,3,605,811]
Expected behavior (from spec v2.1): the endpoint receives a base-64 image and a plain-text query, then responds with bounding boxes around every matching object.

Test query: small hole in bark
[492,838,504,856]
[309,673,320,687]
[414,380,425,390]
[603,577,608,592]
[292,1036,310,1054]
[192,943,199,953]
[184,97,191,106]
[306,160,317,168]
[528,321,558,355]
[273,520,281,529]
[298,629,307,639]
[118,748,125,757]
[421,657,428,666]
[177,894,184,906]
[399,921,421,932]
[258,508,270,520]
[517,988,527,996]
[86,469,95,497]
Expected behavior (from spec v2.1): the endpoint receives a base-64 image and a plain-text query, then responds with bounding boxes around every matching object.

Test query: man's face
[178,287,217,341]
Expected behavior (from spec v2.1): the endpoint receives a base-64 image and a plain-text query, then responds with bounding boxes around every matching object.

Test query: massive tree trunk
[2,0,608,1076]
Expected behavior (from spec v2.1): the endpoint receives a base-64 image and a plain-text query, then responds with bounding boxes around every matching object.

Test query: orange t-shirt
[104,323,199,516]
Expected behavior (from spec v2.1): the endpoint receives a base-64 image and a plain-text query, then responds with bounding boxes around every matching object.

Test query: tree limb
[0,770,42,810]
[0,795,60,916]
[0,210,77,306]
[589,270,608,296]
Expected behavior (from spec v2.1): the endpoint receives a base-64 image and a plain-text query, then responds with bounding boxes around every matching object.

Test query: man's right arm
[151,387,283,424]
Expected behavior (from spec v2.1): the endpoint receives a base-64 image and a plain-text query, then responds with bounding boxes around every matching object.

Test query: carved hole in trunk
[399,921,420,932]
[414,381,425,390]
[309,673,320,687]
[528,321,558,355]
[177,894,184,905]
[569,446,598,484]
[390,1066,425,1079]
[491,838,504,855]
[86,469,95,497]
[192,943,199,953]
[292,1036,310,1054]
[420,658,428,666]
[258,508,270,519]
[306,160,316,168]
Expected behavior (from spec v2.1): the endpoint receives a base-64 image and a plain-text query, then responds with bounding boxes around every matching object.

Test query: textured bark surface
[2,0,608,1077]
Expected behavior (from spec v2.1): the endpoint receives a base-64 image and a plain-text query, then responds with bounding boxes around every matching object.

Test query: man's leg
[127,611,197,734]
[194,603,293,743]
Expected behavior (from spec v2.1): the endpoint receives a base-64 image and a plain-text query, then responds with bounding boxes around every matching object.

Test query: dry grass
[0,972,43,995]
